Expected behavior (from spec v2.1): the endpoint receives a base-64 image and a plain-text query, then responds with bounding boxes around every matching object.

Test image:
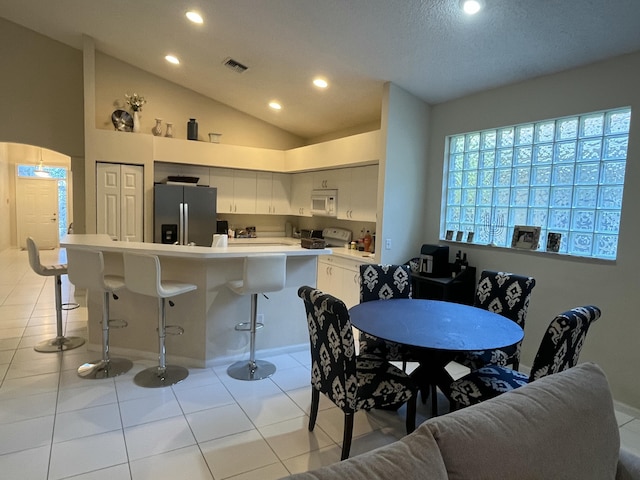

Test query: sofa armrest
[617,448,640,479]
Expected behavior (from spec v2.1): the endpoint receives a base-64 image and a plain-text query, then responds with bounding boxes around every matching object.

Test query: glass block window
[442,107,631,259]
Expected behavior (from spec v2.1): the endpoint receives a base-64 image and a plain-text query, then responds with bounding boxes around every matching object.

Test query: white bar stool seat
[66,248,133,379]
[123,252,196,388]
[227,254,286,381]
[26,237,85,352]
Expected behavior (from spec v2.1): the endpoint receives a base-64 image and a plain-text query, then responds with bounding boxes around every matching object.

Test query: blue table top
[349,298,524,352]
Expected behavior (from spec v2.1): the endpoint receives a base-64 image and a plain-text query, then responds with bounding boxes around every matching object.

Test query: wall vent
[222,57,249,73]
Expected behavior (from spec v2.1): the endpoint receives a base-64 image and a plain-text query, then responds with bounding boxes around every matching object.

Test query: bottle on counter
[460,253,468,272]
[452,250,462,277]
[363,230,372,252]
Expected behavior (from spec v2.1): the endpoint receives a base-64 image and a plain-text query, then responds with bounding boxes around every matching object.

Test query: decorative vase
[187,118,198,140]
[132,111,141,133]
[165,123,174,138]
[152,118,163,136]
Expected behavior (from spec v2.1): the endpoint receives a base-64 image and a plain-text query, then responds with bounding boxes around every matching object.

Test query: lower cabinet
[317,255,364,309]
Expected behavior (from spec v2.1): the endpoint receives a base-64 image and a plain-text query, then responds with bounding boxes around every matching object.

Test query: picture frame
[511,225,541,250]
[445,230,454,241]
[466,231,475,243]
[546,232,562,253]
[455,231,464,242]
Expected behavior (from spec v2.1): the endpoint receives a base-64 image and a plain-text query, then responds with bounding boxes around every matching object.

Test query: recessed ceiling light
[461,0,483,15]
[165,55,180,65]
[313,78,328,89]
[186,11,203,24]
[269,101,282,110]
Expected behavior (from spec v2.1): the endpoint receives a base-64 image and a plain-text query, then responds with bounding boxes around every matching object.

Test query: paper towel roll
[212,234,228,247]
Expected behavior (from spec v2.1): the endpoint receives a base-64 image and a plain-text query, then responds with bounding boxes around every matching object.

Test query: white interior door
[16,178,59,249]
[96,162,144,241]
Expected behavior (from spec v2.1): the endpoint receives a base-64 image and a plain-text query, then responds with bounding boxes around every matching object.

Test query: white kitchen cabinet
[290,172,313,216]
[210,167,256,214]
[337,165,378,222]
[313,169,341,189]
[256,172,291,215]
[316,255,363,309]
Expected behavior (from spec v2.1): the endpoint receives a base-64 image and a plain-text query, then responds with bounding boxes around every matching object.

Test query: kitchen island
[61,234,331,367]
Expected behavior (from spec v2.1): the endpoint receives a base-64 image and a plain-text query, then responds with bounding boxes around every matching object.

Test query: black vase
[187,118,198,140]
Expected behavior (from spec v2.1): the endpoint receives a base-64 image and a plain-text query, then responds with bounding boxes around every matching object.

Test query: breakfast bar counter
[61,234,330,367]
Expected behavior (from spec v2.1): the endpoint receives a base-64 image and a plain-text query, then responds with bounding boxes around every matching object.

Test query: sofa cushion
[426,362,619,480]
[282,421,448,480]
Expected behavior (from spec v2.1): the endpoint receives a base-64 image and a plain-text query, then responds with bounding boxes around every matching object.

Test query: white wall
[0,144,10,251]
[379,83,431,264]
[426,51,640,409]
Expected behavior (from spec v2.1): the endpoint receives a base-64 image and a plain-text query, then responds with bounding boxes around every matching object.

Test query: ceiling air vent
[222,57,249,73]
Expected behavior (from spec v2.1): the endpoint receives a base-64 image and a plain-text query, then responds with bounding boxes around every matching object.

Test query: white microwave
[310,189,338,217]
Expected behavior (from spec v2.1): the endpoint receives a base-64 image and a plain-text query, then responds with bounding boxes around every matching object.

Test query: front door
[16,177,60,249]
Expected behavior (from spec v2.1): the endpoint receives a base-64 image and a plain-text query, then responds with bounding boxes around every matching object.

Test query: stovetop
[322,227,352,247]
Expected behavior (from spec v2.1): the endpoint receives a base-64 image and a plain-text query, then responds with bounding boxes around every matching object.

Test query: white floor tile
[5,355,61,379]
[0,371,60,398]
[282,444,342,475]
[0,445,51,479]
[186,403,254,443]
[270,365,311,392]
[259,416,335,460]
[226,462,290,480]
[174,381,235,414]
[200,430,280,479]
[285,386,334,415]
[0,414,55,455]
[119,389,182,427]
[129,445,213,480]
[620,419,640,457]
[57,382,118,413]
[0,390,57,424]
[49,430,128,480]
[124,415,196,460]
[313,407,381,444]
[237,391,306,427]
[64,463,132,480]
[54,402,123,443]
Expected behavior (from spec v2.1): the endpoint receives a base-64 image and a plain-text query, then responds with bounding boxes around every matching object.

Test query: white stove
[322,227,352,247]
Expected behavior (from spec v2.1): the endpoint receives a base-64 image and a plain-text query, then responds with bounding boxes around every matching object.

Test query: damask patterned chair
[450,305,601,408]
[358,264,413,364]
[456,270,536,370]
[298,286,417,460]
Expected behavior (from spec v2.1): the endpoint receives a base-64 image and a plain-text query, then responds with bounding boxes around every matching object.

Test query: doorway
[16,177,60,249]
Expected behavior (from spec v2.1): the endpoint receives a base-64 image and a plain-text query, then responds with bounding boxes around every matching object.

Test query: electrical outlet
[257,313,265,325]
[385,238,392,250]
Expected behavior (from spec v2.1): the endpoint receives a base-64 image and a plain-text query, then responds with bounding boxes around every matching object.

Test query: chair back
[529,305,601,381]
[66,248,106,291]
[359,264,412,303]
[123,252,162,298]
[298,286,358,413]
[474,271,536,327]
[242,254,287,294]
[26,237,45,275]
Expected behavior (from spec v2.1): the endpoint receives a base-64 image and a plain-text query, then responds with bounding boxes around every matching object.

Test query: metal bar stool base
[34,336,85,353]
[227,359,276,381]
[77,358,133,379]
[134,365,189,388]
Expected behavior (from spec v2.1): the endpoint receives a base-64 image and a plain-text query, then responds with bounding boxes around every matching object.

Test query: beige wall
[95,53,304,150]
[426,51,640,409]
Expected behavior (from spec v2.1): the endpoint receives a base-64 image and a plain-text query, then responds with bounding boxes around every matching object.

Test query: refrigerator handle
[179,203,185,245]
[184,203,189,245]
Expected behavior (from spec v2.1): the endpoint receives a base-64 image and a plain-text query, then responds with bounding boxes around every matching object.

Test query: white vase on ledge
[132,111,141,133]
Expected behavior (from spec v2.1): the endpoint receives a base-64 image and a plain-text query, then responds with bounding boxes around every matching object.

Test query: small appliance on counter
[300,229,324,239]
[419,244,450,277]
[322,227,352,247]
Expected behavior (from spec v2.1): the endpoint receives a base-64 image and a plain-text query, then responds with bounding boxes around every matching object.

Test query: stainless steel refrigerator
[154,184,217,246]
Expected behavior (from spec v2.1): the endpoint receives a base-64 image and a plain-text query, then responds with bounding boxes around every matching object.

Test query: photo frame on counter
[546,232,562,253]
[455,231,464,242]
[466,231,475,243]
[511,225,541,250]
[445,230,454,241]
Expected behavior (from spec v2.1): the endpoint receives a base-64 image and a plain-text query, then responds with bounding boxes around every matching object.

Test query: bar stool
[123,252,196,388]
[227,254,286,381]
[26,237,85,352]
[66,248,133,379]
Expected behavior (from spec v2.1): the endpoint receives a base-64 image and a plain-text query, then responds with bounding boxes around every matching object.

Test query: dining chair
[298,286,418,460]
[449,305,601,408]
[358,264,414,364]
[456,270,536,370]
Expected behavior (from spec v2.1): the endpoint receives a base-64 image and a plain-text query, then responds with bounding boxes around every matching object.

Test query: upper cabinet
[290,172,313,216]
[210,167,256,214]
[256,172,291,215]
[336,165,378,222]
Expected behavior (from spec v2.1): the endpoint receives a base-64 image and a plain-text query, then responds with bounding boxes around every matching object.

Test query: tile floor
[0,247,639,479]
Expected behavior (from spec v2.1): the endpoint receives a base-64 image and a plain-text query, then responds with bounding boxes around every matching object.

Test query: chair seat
[354,355,416,410]
[158,280,197,298]
[103,274,126,293]
[455,344,518,370]
[40,263,68,276]
[450,365,529,407]
[227,279,245,295]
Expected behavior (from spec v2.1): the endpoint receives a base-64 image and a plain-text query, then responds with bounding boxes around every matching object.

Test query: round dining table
[349,298,524,415]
